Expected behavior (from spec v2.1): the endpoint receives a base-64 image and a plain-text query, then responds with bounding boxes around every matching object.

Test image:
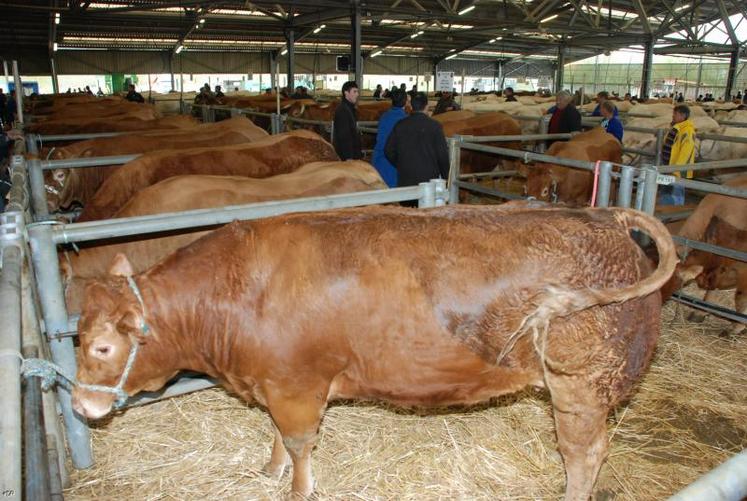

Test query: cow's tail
[496,208,677,367]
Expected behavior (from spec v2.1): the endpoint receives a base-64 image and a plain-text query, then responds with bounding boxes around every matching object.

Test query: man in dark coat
[332,81,363,160]
[125,84,145,103]
[385,92,449,192]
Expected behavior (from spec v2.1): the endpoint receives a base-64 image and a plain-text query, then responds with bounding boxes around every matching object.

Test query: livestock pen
[3,95,747,501]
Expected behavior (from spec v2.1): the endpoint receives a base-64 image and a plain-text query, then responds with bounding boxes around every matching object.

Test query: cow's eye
[92,344,113,358]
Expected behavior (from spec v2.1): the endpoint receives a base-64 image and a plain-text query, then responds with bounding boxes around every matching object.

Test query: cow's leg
[688,289,717,322]
[724,285,747,337]
[266,389,328,499]
[546,374,609,501]
[262,424,290,479]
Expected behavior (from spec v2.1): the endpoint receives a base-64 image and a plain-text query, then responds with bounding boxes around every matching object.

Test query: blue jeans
[658,184,685,206]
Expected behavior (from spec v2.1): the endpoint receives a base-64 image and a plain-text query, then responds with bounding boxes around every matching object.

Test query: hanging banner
[436,71,454,92]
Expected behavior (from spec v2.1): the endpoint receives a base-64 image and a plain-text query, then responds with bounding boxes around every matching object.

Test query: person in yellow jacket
[659,104,695,205]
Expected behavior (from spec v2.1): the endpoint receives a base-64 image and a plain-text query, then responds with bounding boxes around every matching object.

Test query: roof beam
[715,0,739,45]
[630,0,651,34]
[288,8,349,26]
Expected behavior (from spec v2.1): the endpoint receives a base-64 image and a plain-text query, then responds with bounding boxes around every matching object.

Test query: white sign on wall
[436,72,454,92]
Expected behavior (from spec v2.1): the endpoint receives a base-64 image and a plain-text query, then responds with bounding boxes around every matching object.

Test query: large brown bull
[72,204,675,501]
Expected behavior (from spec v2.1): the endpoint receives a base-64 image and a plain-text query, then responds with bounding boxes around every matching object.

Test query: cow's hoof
[687,311,707,323]
[262,462,287,480]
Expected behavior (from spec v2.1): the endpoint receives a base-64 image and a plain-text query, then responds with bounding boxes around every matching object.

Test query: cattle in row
[77,130,339,221]
[524,127,622,206]
[72,203,676,501]
[44,117,269,211]
[676,175,747,243]
[441,112,523,174]
[62,161,386,311]
[431,110,476,124]
[34,101,161,123]
[621,115,720,165]
[26,114,198,136]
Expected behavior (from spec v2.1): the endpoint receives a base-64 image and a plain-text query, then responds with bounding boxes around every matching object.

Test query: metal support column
[694,57,703,99]
[617,165,635,208]
[641,165,659,215]
[555,45,565,93]
[12,60,24,125]
[725,48,739,101]
[351,0,363,88]
[28,224,93,469]
[286,28,295,90]
[641,38,654,99]
[168,54,175,92]
[50,58,59,94]
[595,161,613,207]
[0,211,24,501]
[269,53,276,92]
[447,136,462,204]
[28,158,49,218]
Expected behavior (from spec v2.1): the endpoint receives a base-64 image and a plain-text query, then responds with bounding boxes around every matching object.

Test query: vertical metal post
[695,57,703,99]
[23,345,52,501]
[634,172,646,211]
[270,113,280,135]
[654,128,665,167]
[50,58,59,94]
[12,60,24,125]
[28,159,49,218]
[641,37,654,99]
[555,44,565,93]
[286,28,295,90]
[724,48,739,101]
[351,0,362,88]
[0,211,23,501]
[595,161,613,208]
[537,115,550,153]
[27,225,93,470]
[433,178,448,206]
[21,252,69,490]
[641,165,659,215]
[617,165,635,208]
[3,60,9,92]
[447,136,461,205]
[269,53,276,92]
[418,180,436,208]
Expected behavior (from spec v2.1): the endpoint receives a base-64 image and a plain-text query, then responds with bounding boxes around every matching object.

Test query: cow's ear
[109,253,134,277]
[116,309,147,343]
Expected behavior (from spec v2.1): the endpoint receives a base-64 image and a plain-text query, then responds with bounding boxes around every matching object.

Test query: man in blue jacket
[371,88,407,187]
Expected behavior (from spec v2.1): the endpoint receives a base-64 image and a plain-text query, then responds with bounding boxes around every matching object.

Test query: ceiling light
[313,24,326,34]
[199,18,205,24]
[488,36,503,43]
[281,48,288,55]
[540,14,558,23]
[458,5,475,15]
[410,30,424,39]
[175,44,184,54]
[445,53,458,60]
[371,50,383,57]
[53,42,58,51]
[55,13,61,24]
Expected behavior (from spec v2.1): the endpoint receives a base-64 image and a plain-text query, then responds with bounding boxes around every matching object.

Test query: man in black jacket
[332,81,362,160]
[385,92,449,192]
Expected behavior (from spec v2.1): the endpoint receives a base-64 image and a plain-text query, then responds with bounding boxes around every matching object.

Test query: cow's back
[77,131,339,221]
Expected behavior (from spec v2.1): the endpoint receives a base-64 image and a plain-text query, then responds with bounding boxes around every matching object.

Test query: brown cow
[441,112,522,174]
[44,117,269,211]
[62,161,387,311]
[524,128,622,206]
[676,175,747,243]
[71,204,676,501]
[77,130,339,221]
[26,115,198,135]
[431,110,476,124]
[676,217,747,335]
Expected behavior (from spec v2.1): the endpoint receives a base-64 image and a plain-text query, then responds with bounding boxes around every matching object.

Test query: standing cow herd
[15,91,744,500]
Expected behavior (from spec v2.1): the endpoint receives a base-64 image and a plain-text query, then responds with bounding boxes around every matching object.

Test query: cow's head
[524,164,559,202]
[72,254,174,419]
